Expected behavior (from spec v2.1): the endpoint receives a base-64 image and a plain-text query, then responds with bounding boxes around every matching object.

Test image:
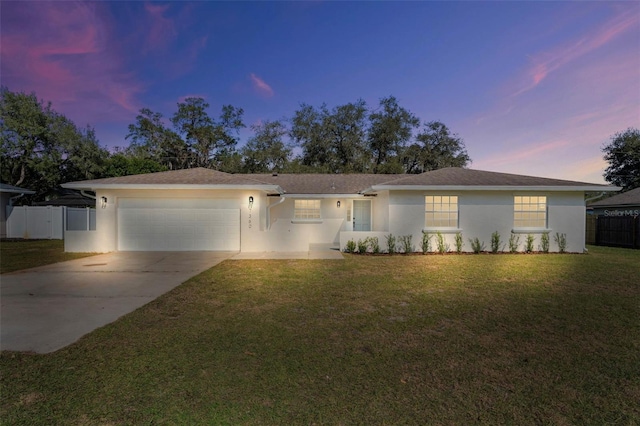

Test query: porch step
[309,243,340,252]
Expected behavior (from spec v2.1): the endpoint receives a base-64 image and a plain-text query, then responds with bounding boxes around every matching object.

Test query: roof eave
[61,183,283,193]
[368,185,621,192]
[0,188,36,195]
[279,193,366,198]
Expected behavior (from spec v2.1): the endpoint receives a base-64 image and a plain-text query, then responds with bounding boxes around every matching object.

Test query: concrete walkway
[231,245,344,260]
[0,251,233,353]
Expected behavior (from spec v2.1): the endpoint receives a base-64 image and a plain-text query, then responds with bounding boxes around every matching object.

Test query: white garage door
[117,199,240,251]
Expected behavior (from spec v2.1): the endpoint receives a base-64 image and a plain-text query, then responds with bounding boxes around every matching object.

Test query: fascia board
[281,193,365,199]
[0,188,36,194]
[369,185,622,192]
[61,183,283,192]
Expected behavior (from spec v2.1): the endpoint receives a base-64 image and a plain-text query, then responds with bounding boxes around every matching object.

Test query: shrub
[399,235,414,254]
[367,236,380,254]
[421,231,432,254]
[386,234,396,254]
[490,231,502,253]
[455,232,463,253]
[469,237,485,254]
[436,231,449,254]
[554,232,567,253]
[357,239,368,254]
[508,232,520,253]
[344,239,356,253]
[540,231,550,253]
[525,234,535,253]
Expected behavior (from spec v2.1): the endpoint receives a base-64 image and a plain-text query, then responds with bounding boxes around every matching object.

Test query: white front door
[353,200,371,231]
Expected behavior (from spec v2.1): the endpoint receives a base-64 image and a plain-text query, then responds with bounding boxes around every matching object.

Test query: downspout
[266,197,286,230]
[8,193,25,207]
[585,192,606,204]
[80,190,96,200]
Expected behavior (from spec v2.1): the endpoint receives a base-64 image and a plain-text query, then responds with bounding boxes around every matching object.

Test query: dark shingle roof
[63,167,616,194]
[0,183,35,194]
[252,174,397,194]
[374,167,609,187]
[64,168,275,187]
[589,187,640,207]
[32,193,96,207]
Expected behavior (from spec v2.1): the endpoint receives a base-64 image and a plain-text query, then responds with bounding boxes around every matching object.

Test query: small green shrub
[455,232,463,253]
[344,239,356,253]
[386,234,396,254]
[469,237,485,254]
[554,232,567,253]
[540,231,550,253]
[368,236,380,254]
[357,239,368,254]
[508,232,520,253]
[525,234,535,253]
[421,231,432,254]
[490,231,502,253]
[436,232,449,254]
[399,235,414,254]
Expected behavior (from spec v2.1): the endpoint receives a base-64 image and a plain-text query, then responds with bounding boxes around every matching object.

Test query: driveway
[0,251,234,354]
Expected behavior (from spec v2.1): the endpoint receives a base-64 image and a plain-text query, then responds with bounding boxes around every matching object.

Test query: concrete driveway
[0,251,234,354]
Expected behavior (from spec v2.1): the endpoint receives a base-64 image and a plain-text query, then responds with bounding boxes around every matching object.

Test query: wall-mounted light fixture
[337,201,341,208]
[248,196,254,210]
[100,196,107,209]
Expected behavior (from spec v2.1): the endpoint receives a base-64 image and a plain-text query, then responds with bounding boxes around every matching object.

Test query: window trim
[513,195,548,230]
[424,195,459,229]
[293,199,322,221]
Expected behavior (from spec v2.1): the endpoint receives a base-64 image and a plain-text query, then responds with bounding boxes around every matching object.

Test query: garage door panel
[118,201,240,251]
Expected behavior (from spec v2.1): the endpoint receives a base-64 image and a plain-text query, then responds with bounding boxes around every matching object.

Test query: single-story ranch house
[62,167,619,253]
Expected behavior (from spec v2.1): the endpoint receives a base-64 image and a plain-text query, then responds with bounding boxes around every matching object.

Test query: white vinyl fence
[5,206,95,239]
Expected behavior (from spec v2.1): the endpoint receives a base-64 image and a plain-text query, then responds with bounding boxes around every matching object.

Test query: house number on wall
[248,213,252,229]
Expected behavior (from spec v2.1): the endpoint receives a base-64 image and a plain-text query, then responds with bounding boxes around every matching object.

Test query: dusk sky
[2,1,639,183]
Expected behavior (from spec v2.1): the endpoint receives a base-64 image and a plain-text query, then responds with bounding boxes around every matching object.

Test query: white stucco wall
[260,197,347,251]
[387,190,586,253]
[65,187,588,254]
[65,189,269,253]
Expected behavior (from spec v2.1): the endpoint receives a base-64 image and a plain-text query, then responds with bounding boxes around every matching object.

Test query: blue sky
[2,1,638,183]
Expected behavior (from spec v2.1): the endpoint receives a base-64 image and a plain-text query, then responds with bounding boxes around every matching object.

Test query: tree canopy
[0,88,109,201]
[602,128,640,191]
[1,87,474,201]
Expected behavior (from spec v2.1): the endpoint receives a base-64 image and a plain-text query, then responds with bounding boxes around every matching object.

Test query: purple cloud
[1,2,143,124]
[512,8,638,97]
[250,73,275,98]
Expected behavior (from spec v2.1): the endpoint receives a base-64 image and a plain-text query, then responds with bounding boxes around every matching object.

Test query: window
[425,195,458,227]
[294,199,321,219]
[514,196,546,228]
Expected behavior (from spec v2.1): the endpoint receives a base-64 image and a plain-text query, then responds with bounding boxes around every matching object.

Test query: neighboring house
[32,191,96,208]
[1,183,36,238]
[62,167,618,253]
[587,187,640,217]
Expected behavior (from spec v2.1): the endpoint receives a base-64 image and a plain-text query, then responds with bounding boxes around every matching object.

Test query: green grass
[2,246,639,424]
[0,239,95,274]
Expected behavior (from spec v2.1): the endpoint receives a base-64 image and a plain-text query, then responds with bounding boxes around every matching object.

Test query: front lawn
[1,246,639,424]
[0,239,95,274]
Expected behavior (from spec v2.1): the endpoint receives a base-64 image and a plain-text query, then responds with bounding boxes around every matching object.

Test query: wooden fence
[587,215,640,249]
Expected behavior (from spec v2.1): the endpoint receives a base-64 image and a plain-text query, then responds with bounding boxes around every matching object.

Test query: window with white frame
[294,199,321,219]
[425,195,458,227]
[514,196,547,228]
